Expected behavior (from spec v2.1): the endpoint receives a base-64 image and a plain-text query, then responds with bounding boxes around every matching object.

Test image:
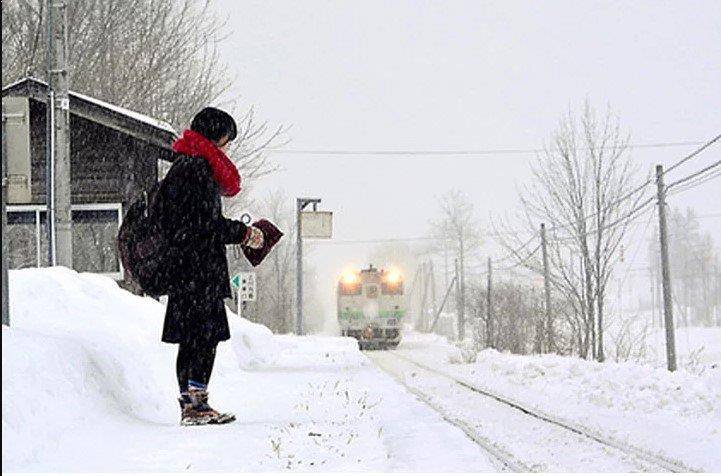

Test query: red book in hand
[242,219,284,267]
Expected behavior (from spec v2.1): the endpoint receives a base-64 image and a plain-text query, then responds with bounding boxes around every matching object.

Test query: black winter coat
[157,154,247,344]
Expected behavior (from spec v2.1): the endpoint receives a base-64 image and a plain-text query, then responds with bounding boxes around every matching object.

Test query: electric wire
[665,158,721,191]
[662,134,721,175]
[267,140,707,157]
[544,136,720,235]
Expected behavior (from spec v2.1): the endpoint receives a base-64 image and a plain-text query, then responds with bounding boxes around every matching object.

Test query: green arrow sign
[231,274,241,289]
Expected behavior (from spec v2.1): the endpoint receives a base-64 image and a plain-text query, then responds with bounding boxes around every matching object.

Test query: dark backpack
[117,183,172,295]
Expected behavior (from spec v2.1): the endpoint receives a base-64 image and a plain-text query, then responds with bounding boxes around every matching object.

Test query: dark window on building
[7,211,39,269]
[71,209,120,274]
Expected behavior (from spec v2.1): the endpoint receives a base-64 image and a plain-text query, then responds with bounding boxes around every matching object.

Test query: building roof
[2,77,177,150]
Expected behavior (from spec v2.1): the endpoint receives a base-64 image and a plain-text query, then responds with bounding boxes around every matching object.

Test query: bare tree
[2,0,287,186]
[227,191,296,333]
[495,101,645,360]
[649,207,721,327]
[428,189,482,340]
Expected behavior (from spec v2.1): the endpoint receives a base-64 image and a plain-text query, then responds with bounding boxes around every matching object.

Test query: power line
[546,135,721,235]
[493,234,539,265]
[267,140,706,157]
[663,134,721,175]
[666,158,721,191]
[668,169,721,197]
[305,228,535,246]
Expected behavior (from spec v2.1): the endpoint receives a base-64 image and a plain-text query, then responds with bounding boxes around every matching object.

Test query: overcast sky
[212,0,720,326]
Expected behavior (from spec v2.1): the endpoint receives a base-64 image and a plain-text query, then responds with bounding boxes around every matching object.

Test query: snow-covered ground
[4,268,719,472]
[604,310,721,370]
[2,268,495,472]
[392,332,721,471]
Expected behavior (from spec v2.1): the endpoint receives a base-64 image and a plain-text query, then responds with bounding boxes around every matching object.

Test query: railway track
[369,351,531,472]
[367,350,700,473]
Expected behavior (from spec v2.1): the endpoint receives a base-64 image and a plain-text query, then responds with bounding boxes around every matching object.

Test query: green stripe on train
[338,310,406,319]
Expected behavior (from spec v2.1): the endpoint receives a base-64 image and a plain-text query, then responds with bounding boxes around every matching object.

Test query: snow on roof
[2,77,177,136]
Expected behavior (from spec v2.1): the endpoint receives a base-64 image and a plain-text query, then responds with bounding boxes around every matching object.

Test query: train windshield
[339,282,362,295]
[381,282,403,295]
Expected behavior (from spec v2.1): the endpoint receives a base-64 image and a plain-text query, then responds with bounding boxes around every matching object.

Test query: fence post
[655,165,677,371]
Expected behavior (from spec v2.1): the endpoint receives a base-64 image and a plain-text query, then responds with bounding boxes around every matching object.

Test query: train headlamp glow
[342,272,359,284]
[384,270,402,284]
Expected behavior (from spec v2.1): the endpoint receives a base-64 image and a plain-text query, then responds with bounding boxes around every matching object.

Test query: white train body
[337,265,405,349]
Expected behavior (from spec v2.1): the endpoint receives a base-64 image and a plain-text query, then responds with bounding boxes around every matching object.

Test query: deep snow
[4,267,719,472]
[2,268,495,472]
[394,332,721,471]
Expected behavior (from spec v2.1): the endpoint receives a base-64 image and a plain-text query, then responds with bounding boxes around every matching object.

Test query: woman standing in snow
[157,107,264,426]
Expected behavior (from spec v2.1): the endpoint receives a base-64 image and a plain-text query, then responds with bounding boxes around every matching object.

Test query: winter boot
[187,387,236,424]
[178,394,213,426]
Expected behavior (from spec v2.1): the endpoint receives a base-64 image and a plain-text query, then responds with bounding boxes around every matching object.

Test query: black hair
[190,107,237,143]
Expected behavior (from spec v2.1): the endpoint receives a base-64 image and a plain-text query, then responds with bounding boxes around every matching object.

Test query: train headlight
[342,272,359,284]
[384,270,402,284]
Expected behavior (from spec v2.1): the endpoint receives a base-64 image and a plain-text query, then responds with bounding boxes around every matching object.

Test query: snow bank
[271,335,368,369]
[397,332,721,471]
[226,307,279,369]
[2,267,276,469]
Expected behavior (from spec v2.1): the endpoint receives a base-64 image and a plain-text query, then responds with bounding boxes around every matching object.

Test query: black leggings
[176,336,218,391]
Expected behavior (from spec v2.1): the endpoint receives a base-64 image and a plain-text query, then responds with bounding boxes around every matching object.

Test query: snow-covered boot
[187,387,236,425]
[178,394,213,426]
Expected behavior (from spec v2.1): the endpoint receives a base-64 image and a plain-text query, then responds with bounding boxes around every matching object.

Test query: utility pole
[2,110,9,326]
[430,271,458,334]
[454,257,467,341]
[540,223,554,352]
[458,237,466,341]
[655,165,677,371]
[486,257,493,348]
[429,260,436,331]
[443,234,449,291]
[46,0,72,267]
[419,262,428,332]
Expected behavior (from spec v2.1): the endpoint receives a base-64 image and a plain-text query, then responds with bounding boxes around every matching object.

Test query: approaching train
[337,265,406,350]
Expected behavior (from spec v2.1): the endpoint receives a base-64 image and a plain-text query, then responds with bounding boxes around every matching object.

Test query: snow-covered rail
[368,351,531,472]
[366,351,699,472]
[380,350,699,473]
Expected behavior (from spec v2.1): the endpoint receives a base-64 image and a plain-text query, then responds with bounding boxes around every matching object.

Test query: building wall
[28,98,167,207]
[9,97,174,278]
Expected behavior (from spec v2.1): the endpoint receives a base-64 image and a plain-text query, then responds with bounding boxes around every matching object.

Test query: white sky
[212,0,721,323]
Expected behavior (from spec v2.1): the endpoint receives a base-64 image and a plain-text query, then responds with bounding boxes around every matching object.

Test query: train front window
[381,282,404,295]
[340,282,362,295]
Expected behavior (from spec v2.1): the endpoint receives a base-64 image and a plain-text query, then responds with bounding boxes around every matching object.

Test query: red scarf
[172,129,241,197]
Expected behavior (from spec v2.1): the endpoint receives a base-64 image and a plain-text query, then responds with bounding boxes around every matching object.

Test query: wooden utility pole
[430,273,457,333]
[47,0,72,267]
[655,165,677,372]
[541,223,554,352]
[429,260,437,331]
[455,258,463,340]
[458,238,467,341]
[419,262,429,332]
[486,257,493,348]
[2,111,9,326]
